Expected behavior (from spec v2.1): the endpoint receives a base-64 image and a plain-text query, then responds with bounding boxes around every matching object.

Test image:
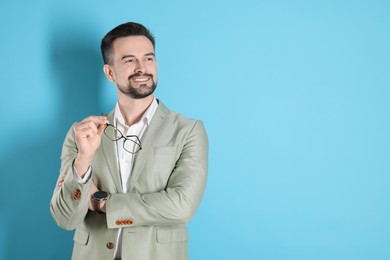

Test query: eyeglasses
[104,124,142,154]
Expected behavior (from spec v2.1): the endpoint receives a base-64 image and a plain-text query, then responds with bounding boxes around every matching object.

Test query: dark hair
[101,22,155,64]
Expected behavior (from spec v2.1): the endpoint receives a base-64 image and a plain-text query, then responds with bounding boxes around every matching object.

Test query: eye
[124,58,134,63]
[145,57,155,62]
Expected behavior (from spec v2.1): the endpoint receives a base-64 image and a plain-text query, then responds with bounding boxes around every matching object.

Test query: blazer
[50,101,208,260]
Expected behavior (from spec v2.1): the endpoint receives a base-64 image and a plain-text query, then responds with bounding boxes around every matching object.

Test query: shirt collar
[114,97,158,128]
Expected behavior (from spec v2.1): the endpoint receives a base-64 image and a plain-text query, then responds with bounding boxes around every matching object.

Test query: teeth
[133,77,149,82]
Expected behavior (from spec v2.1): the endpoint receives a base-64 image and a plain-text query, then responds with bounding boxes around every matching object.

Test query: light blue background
[1,0,389,259]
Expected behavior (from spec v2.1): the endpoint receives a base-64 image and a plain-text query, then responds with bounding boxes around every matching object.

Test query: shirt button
[106,242,115,249]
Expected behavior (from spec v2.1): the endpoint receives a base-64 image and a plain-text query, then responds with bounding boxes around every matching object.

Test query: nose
[134,60,145,74]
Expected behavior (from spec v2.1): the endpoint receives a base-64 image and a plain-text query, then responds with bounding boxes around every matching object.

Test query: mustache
[128,73,154,81]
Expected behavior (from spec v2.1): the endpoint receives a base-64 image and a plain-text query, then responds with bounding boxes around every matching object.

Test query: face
[104,36,158,99]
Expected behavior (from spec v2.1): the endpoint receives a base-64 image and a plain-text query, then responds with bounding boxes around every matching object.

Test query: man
[50,22,208,260]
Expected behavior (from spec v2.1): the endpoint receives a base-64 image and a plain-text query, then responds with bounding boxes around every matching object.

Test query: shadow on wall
[0,20,104,259]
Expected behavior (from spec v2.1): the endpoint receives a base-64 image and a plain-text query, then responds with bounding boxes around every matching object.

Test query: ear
[103,64,115,82]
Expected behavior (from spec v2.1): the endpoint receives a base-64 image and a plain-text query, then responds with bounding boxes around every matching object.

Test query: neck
[117,94,155,126]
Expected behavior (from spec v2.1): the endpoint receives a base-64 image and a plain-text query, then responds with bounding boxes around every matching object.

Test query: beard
[117,73,157,99]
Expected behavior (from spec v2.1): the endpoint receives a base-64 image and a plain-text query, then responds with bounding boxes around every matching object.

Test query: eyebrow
[121,53,155,61]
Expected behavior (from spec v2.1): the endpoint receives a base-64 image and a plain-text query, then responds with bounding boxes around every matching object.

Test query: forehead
[112,36,154,57]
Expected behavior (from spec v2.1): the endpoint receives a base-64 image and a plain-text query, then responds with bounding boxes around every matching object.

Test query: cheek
[151,70,158,82]
[149,64,157,76]
[116,70,130,81]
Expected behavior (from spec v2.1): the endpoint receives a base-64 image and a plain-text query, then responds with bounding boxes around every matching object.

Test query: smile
[132,76,150,82]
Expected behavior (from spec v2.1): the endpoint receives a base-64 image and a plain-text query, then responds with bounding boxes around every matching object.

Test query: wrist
[92,191,110,214]
[99,201,107,213]
[74,156,92,177]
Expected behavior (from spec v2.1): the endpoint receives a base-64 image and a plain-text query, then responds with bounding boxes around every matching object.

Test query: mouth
[129,74,153,83]
[132,76,150,82]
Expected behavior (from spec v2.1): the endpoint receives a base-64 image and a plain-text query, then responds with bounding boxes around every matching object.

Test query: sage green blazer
[50,101,208,260]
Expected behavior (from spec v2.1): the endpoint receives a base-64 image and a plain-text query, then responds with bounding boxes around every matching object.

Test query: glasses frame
[103,123,142,154]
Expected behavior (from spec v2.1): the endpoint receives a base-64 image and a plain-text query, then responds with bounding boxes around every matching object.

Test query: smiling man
[50,22,208,260]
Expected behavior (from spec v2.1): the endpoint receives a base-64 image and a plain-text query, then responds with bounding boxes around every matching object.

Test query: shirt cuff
[72,160,92,184]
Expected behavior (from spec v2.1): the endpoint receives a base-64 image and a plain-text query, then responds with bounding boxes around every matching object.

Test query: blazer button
[106,242,115,249]
[73,189,81,200]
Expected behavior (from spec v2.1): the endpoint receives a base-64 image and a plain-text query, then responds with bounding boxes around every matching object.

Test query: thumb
[97,123,107,137]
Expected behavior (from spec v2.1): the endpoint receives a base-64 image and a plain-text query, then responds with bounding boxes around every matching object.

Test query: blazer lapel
[127,101,170,191]
[101,110,122,193]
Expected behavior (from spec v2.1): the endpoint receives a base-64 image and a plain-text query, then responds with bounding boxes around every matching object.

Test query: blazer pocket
[156,226,189,243]
[73,229,90,245]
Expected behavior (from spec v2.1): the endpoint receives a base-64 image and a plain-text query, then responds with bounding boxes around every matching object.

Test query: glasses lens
[124,136,142,154]
[104,125,121,141]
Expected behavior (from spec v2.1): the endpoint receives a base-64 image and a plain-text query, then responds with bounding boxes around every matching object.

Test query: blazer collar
[101,109,121,192]
[128,100,171,190]
[101,100,171,192]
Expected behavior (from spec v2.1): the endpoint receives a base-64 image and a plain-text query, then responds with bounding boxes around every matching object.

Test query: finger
[97,123,107,137]
[81,115,108,125]
[76,118,108,133]
[74,120,101,136]
[57,177,65,187]
[74,122,97,134]
[75,120,99,131]
[75,127,99,138]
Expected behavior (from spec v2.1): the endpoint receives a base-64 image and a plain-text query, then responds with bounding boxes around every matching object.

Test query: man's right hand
[73,116,109,177]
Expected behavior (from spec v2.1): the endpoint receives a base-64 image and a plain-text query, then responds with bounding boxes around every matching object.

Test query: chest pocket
[153,146,179,176]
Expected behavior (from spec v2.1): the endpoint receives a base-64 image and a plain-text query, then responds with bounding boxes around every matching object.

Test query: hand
[100,200,107,213]
[73,116,109,176]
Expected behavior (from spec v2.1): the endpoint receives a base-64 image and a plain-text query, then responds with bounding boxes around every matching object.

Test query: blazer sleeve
[50,125,91,230]
[105,120,208,228]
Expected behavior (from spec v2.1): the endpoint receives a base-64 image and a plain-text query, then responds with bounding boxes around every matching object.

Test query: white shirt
[114,98,158,192]
[113,98,158,259]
